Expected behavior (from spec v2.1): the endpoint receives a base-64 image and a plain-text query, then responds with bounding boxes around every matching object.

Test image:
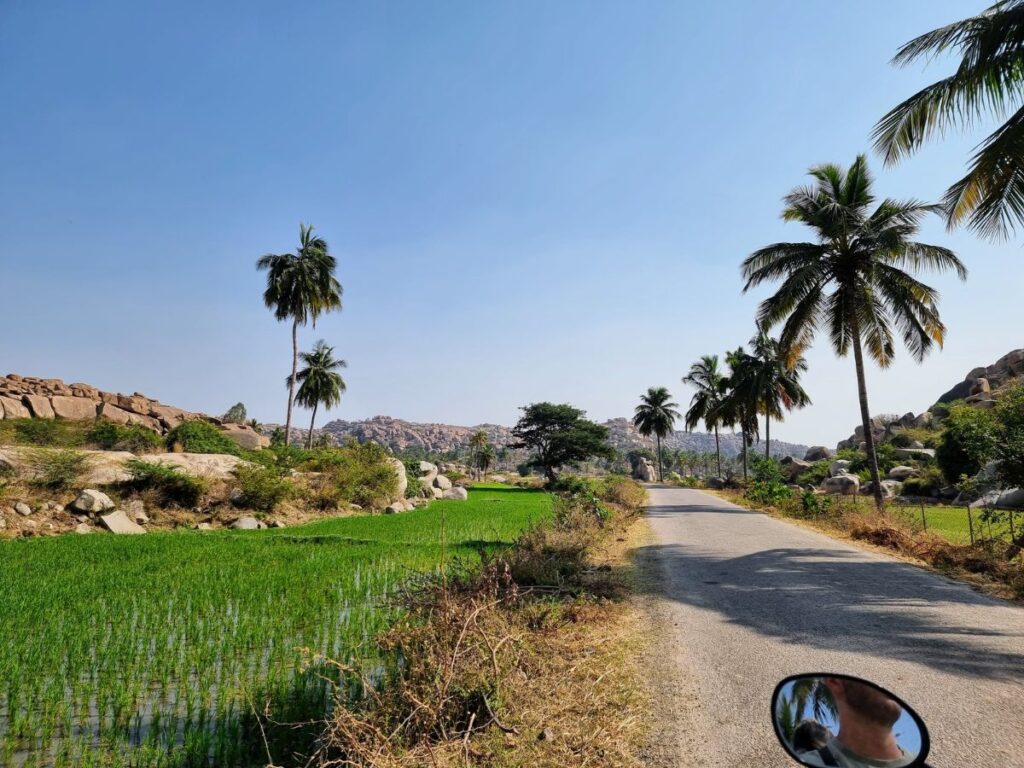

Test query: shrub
[304,441,399,508]
[796,460,831,487]
[232,464,293,513]
[890,432,913,448]
[782,490,834,519]
[995,384,1024,490]
[745,457,792,506]
[88,422,163,453]
[1,418,88,447]
[901,466,945,497]
[26,449,92,490]
[124,459,208,507]
[598,474,647,512]
[936,404,998,483]
[165,421,240,455]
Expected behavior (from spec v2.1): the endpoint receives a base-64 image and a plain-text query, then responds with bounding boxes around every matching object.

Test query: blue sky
[2,1,1021,445]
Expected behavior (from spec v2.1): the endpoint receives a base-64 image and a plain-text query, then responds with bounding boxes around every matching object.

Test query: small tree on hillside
[221,402,248,424]
[996,384,1024,492]
[509,402,614,483]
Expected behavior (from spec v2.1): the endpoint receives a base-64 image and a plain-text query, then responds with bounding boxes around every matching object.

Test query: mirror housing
[771,673,930,767]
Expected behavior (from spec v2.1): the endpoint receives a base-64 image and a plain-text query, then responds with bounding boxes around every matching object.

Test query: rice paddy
[0,484,551,767]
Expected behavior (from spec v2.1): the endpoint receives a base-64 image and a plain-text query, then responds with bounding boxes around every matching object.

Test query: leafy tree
[996,383,1024,490]
[741,155,966,508]
[293,340,347,449]
[738,328,811,459]
[257,223,343,444]
[220,402,247,424]
[683,355,728,477]
[936,403,999,483]
[633,387,681,482]
[509,402,614,483]
[874,1,1024,239]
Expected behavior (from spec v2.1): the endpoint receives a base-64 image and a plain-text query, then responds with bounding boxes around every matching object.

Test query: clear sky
[2,1,1021,446]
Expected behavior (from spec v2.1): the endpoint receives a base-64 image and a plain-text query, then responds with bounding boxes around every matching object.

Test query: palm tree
[475,444,496,477]
[257,223,343,444]
[741,155,966,507]
[742,328,812,459]
[683,355,728,477]
[633,387,681,482]
[874,1,1024,239]
[293,340,347,449]
[717,348,760,481]
[468,430,488,479]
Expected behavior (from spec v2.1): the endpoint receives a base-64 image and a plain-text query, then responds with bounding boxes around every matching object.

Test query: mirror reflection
[773,675,925,767]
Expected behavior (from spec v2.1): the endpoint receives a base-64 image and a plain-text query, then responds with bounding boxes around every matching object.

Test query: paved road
[642,485,1024,768]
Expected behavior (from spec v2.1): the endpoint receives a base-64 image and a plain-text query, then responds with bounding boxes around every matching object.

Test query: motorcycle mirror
[771,673,930,768]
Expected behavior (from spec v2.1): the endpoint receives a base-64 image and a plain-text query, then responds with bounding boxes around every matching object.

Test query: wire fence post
[967,506,975,545]
[919,501,927,532]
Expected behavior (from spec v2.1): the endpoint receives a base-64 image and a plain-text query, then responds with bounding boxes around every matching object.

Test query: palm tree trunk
[285,318,298,446]
[741,427,748,480]
[714,425,721,477]
[765,414,771,459]
[851,321,885,510]
[656,434,663,482]
[307,402,318,450]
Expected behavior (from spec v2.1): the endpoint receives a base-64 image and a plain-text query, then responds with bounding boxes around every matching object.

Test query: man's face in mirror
[824,677,902,728]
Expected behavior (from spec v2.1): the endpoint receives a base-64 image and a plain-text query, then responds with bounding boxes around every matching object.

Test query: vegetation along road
[642,486,1024,768]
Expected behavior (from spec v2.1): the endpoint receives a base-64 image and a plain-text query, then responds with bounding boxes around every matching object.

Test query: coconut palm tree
[874,1,1024,239]
[741,155,966,507]
[257,223,343,444]
[475,444,496,477]
[716,347,760,481]
[468,430,488,479]
[633,387,681,482]
[742,328,812,459]
[683,355,728,477]
[293,340,347,449]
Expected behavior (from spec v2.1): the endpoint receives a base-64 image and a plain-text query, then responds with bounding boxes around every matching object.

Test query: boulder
[50,395,99,421]
[969,378,991,396]
[829,460,852,477]
[79,450,136,485]
[912,412,932,429]
[804,446,833,462]
[385,457,408,501]
[194,522,213,531]
[909,440,925,449]
[632,458,657,482]
[99,509,146,535]
[888,465,918,480]
[22,394,54,419]
[71,489,115,513]
[231,516,266,530]
[418,461,438,478]
[431,486,444,499]
[0,395,31,419]
[136,452,246,480]
[441,487,469,501]
[861,480,902,499]
[97,402,133,425]
[126,499,148,525]
[970,488,1024,510]
[894,448,936,461]
[15,502,31,516]
[433,474,453,491]
[821,473,860,496]
[220,423,269,451]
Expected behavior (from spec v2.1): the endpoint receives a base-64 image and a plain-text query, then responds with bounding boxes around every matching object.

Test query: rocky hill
[313,414,807,459]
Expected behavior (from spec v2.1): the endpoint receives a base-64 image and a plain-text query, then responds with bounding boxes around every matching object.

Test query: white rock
[441,487,469,501]
[894,448,936,460]
[136,452,247,480]
[821,473,860,496]
[829,460,852,477]
[888,466,918,480]
[75,522,92,534]
[433,474,453,491]
[71,489,115,514]
[99,509,146,535]
[14,502,31,516]
[231,516,266,530]
[386,457,408,500]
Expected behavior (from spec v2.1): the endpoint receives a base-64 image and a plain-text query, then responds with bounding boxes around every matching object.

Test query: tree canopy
[509,402,614,482]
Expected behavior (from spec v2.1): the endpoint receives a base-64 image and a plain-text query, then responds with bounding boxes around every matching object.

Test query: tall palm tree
[468,430,488,479]
[293,340,347,449]
[741,155,966,507]
[683,355,728,477]
[475,444,496,477]
[742,328,812,459]
[633,387,681,482]
[874,1,1024,239]
[257,223,343,444]
[717,347,760,481]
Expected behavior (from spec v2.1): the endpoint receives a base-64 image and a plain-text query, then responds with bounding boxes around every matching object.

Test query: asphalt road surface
[642,485,1024,768]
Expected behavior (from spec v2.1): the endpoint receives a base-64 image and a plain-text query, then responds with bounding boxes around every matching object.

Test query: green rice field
[889,502,1020,545]
[0,484,551,767]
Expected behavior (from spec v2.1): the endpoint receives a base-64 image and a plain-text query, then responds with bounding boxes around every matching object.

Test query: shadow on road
[636,496,1024,681]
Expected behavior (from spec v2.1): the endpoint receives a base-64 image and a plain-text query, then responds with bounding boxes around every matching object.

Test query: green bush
[124,459,208,507]
[165,421,239,455]
[996,384,1024,490]
[796,460,832,486]
[26,449,92,490]
[782,490,834,519]
[936,404,998,483]
[305,441,399,508]
[88,422,163,453]
[901,466,945,497]
[745,457,792,506]
[0,418,89,447]
[232,464,293,513]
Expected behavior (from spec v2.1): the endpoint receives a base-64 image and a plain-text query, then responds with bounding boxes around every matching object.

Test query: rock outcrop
[0,374,268,451]
[937,349,1024,404]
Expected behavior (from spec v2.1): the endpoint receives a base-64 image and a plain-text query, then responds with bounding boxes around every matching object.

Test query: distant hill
[310,414,807,459]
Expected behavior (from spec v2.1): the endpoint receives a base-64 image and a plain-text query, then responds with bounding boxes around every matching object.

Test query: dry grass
[306,483,651,768]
